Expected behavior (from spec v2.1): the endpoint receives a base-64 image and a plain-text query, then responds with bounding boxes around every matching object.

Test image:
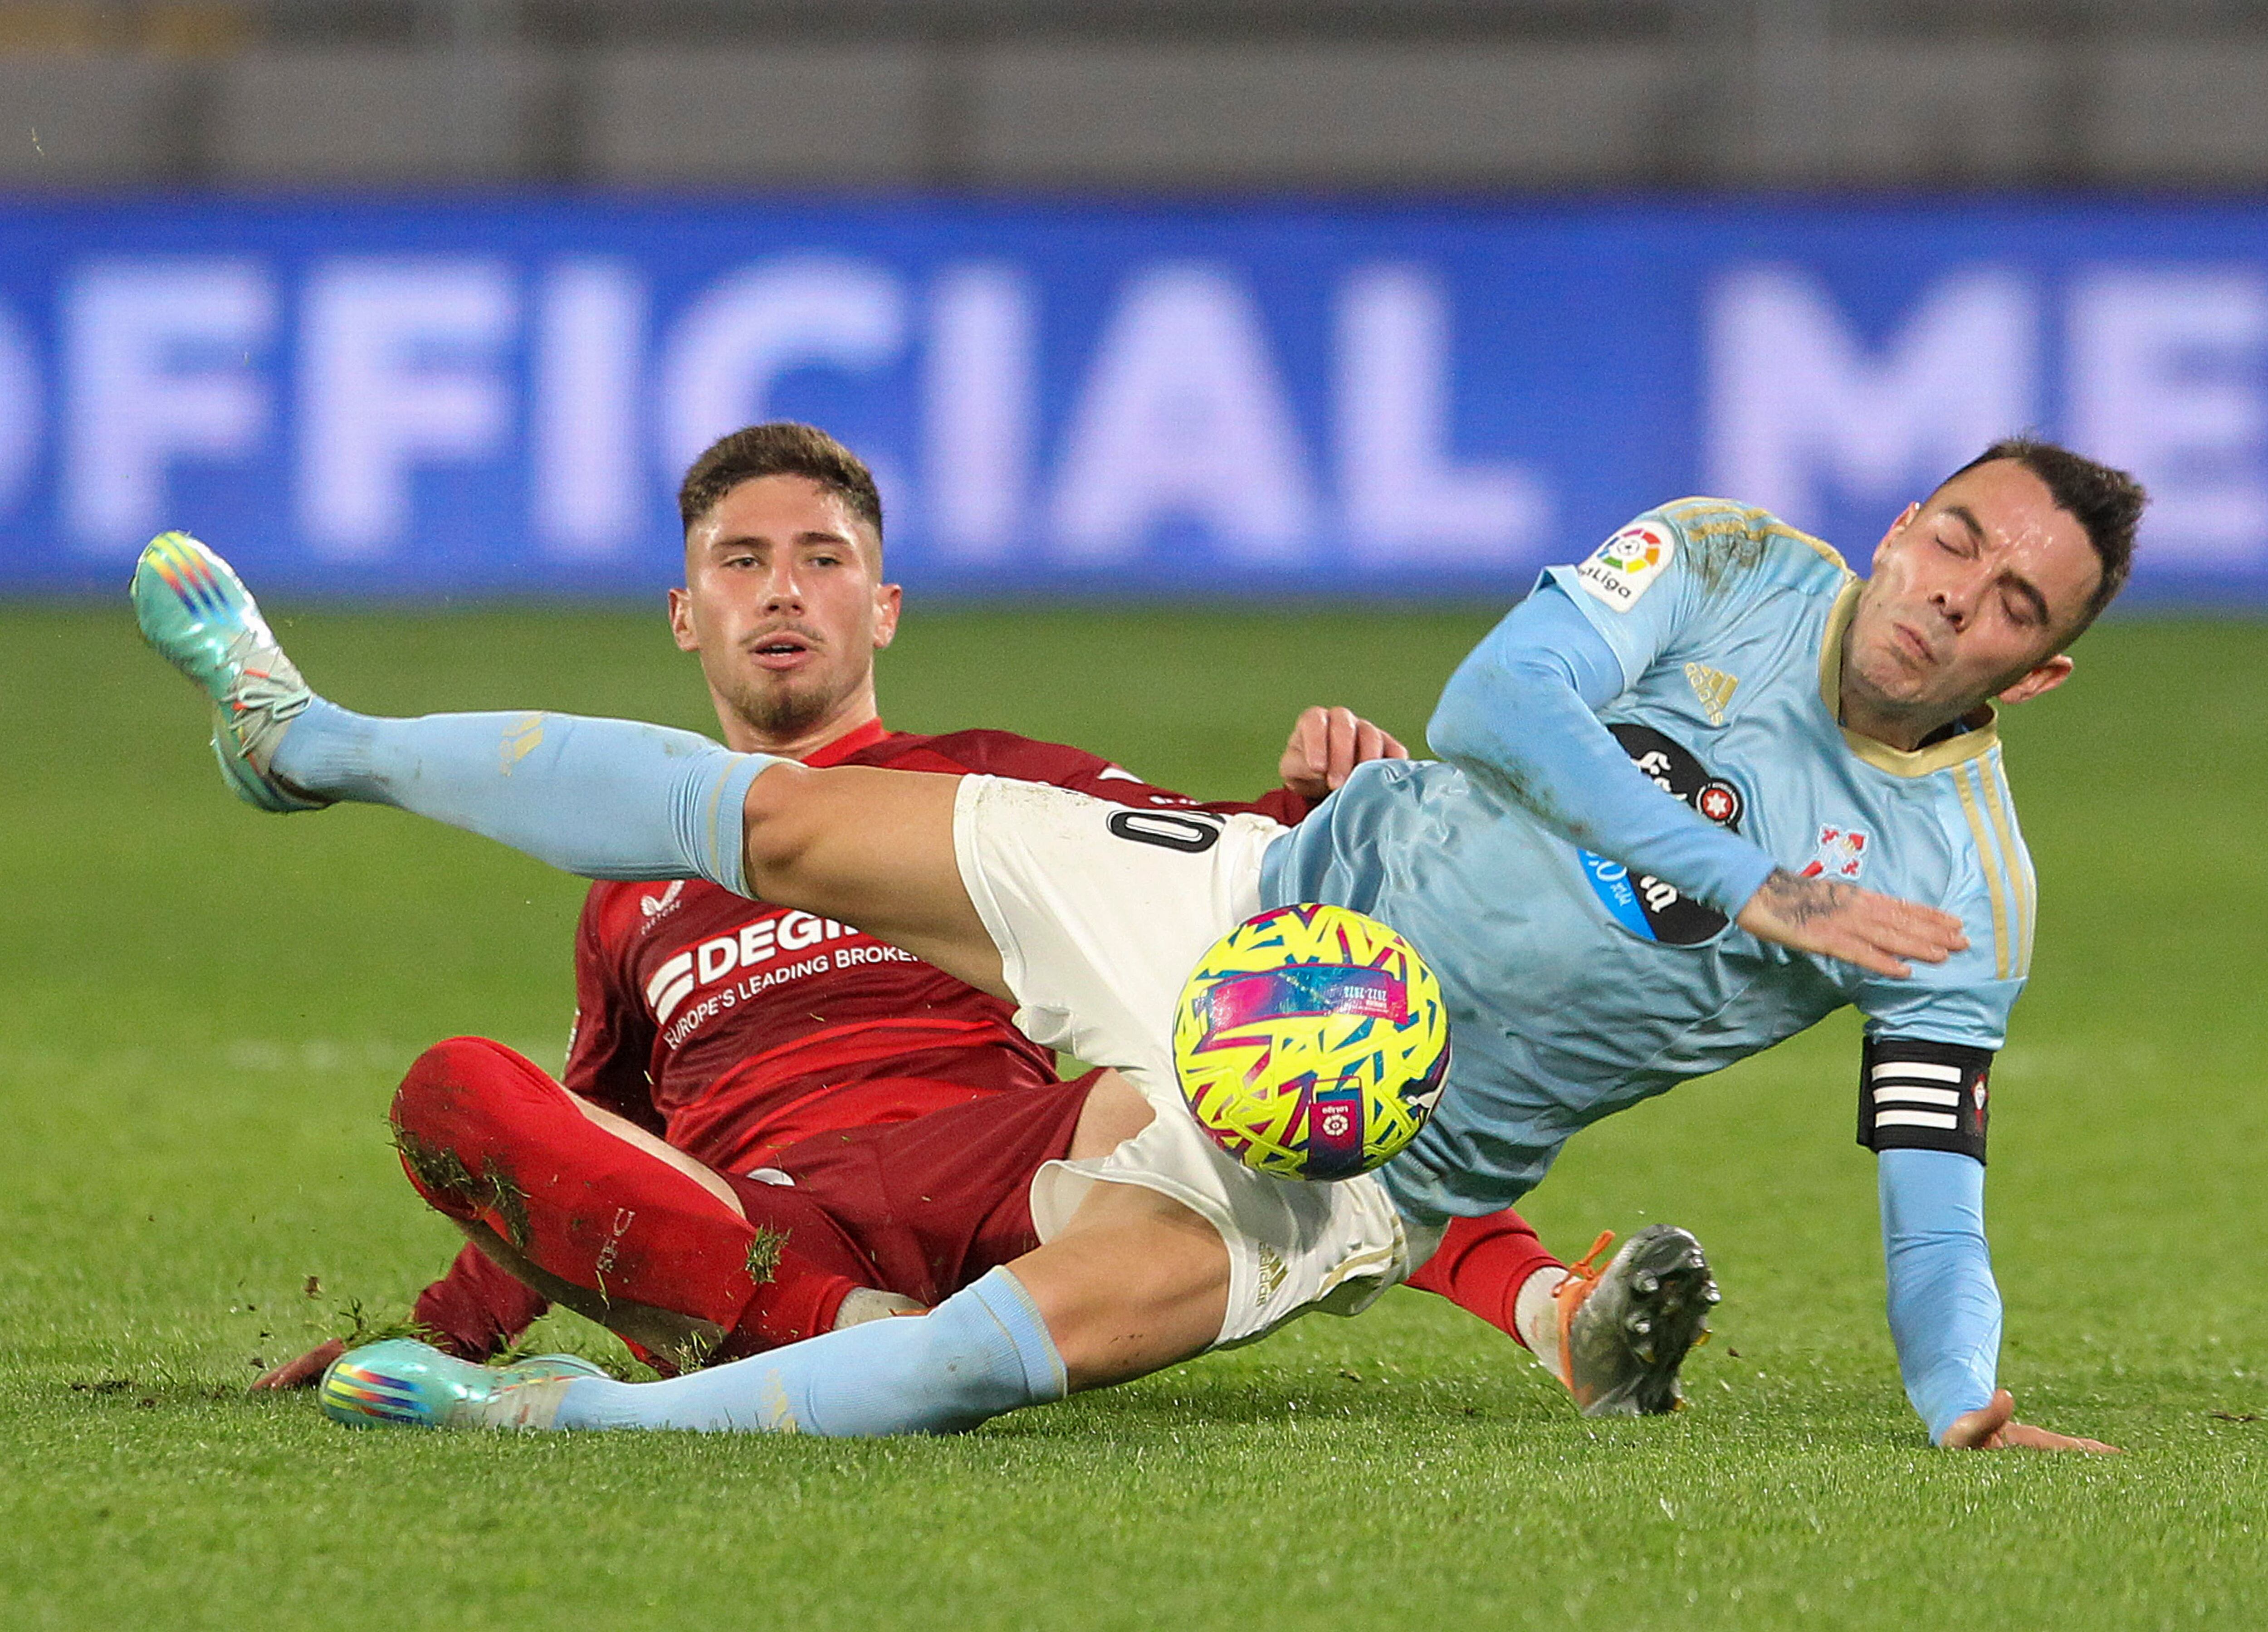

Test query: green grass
[3,601,2265,1629]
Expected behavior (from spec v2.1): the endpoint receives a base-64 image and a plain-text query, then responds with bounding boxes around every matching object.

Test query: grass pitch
[3,600,2264,1629]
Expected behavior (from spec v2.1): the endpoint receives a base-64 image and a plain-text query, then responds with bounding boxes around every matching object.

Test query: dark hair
[1943,437,2146,639]
[677,422,885,561]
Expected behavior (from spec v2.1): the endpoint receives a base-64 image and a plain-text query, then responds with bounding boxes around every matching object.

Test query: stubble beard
[1849,630,1926,708]
[1846,617,2023,742]
[724,672,839,741]
[1847,587,1950,703]
[1839,611,1945,745]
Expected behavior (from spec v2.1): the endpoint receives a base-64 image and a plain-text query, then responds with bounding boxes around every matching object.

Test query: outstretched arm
[1430,584,1776,915]
[1880,1146,1999,1439]
[1432,586,1965,977]
[1878,1147,2117,1452]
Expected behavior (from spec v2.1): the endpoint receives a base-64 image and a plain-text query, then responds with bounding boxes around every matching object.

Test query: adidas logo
[1684,662,1739,726]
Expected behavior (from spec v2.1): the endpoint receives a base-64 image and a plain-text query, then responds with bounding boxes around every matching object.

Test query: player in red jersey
[259,422,1598,1403]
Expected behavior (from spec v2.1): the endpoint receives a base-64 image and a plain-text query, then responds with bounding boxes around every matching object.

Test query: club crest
[1799,825,1870,882]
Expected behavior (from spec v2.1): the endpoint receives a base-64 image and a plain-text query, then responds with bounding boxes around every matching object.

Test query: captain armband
[1857,1036,1992,1164]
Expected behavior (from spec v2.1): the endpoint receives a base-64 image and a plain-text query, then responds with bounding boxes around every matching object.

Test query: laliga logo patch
[1799,826,1871,883]
[1307,1084,1365,1179]
[1575,521,1674,611]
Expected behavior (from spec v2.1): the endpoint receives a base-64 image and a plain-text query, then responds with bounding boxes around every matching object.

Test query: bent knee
[391,1036,560,1135]
[389,1039,572,1224]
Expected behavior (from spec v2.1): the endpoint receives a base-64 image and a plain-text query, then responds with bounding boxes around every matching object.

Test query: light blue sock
[270,699,778,894]
[552,1267,1068,1436]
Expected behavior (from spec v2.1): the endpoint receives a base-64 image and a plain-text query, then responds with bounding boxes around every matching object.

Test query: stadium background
[7,4,2268,1629]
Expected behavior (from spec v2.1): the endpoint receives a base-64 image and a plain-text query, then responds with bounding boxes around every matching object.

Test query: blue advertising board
[0,195,2262,602]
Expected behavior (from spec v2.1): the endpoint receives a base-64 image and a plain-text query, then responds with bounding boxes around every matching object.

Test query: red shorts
[718,1068,1101,1308]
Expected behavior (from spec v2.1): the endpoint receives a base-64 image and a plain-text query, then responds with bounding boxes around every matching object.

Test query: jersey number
[1106,810,1223,854]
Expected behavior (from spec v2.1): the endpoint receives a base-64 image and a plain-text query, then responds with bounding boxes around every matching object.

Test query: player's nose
[759,564,805,611]
[1930,570,1982,629]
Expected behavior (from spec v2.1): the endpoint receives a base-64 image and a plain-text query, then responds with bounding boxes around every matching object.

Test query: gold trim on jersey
[1979,755,2036,976]
[1811,577,2035,978]
[1816,578,2002,778]
[1950,754,2033,981]
[1657,498,1851,573]
[1952,762,2012,978]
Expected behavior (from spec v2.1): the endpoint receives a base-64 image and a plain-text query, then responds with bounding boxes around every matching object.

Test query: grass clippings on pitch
[1,602,2263,1631]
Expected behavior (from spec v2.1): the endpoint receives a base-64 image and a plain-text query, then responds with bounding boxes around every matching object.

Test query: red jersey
[410,716,1313,1356]
[563,718,1311,1171]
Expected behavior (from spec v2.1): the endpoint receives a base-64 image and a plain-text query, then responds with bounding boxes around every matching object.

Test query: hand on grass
[1735,868,1968,979]
[1280,706,1407,799]
[1943,1388,2121,1454]
[251,1339,344,1391]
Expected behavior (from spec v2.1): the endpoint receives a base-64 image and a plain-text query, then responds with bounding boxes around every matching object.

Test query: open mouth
[749,631,816,670]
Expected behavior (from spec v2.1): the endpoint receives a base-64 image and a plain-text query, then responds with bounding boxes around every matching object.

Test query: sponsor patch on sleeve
[1573,520,1674,611]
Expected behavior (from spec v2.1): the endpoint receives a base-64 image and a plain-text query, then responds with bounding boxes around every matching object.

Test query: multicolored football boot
[130,531,329,813]
[318,1339,607,1432]
[1554,1224,1720,1417]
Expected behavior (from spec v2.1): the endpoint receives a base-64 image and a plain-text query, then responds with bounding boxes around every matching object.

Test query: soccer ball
[1172,903,1450,1182]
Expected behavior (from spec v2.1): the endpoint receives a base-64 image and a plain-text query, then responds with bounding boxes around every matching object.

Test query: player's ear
[1995,653,2074,706]
[1872,502,1921,567]
[666,586,700,652]
[871,580,904,650]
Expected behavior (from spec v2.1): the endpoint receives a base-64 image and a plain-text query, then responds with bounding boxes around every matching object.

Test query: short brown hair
[677,422,885,558]
[1943,437,2146,640]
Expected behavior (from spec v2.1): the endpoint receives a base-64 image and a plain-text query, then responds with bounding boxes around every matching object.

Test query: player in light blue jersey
[1284,489,2040,1222]
[138,439,2138,1451]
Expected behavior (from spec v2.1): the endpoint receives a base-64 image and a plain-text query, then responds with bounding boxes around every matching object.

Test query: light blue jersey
[1260,499,2036,1226]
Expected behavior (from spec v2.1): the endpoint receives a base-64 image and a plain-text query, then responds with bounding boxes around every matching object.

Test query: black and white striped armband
[1857,1036,1992,1163]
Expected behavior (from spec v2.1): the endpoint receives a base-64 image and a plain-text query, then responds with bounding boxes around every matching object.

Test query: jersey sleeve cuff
[1702,842,1780,921]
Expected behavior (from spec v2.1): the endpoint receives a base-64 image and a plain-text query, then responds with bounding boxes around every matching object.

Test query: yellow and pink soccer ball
[1172,904,1450,1181]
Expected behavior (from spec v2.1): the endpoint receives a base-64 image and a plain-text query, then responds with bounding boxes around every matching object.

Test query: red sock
[390,1037,864,1363]
[709,1173,884,1360]
[1404,1208,1564,1350]
[411,1242,551,1360]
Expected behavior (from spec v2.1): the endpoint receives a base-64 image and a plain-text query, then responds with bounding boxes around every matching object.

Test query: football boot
[318,1339,606,1431]
[131,530,329,812]
[1554,1224,1720,1417]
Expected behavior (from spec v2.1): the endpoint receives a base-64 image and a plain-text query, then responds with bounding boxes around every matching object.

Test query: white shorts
[951,774,1439,1349]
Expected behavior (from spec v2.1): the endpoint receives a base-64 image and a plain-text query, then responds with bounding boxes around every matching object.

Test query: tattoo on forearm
[1752,866,1853,926]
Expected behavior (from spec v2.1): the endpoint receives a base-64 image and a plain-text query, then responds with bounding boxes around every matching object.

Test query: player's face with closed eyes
[670,474,902,753]
[1843,459,2102,745]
